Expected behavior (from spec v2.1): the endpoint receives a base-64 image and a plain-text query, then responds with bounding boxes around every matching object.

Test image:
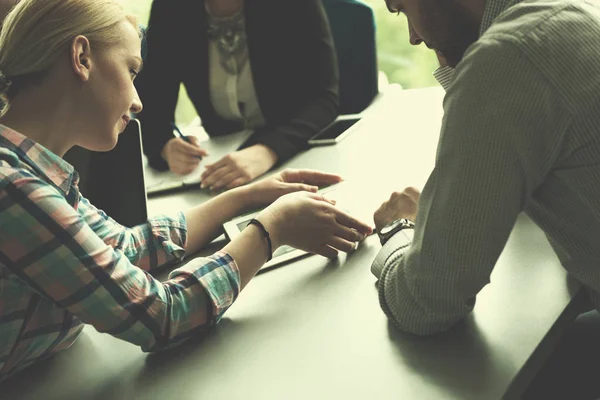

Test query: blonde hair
[0,0,140,114]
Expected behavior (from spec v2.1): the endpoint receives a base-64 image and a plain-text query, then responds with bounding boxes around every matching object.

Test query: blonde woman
[0,0,372,380]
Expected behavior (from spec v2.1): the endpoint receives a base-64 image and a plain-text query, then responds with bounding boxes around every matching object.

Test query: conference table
[2,87,584,400]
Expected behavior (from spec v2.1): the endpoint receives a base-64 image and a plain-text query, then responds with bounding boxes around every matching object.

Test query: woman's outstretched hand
[243,168,344,209]
[257,191,373,258]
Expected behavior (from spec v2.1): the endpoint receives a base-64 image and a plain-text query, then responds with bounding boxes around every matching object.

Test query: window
[362,0,439,89]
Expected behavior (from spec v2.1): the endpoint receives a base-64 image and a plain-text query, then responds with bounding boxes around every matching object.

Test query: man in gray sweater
[372,0,600,396]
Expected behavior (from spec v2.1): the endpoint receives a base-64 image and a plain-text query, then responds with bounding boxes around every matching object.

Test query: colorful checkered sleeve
[77,196,187,271]
[0,162,240,379]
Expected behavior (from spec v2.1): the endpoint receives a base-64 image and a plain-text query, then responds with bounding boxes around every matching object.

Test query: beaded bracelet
[248,219,273,262]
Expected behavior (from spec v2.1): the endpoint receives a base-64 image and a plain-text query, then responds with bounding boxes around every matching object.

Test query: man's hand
[201,144,278,191]
[374,187,420,232]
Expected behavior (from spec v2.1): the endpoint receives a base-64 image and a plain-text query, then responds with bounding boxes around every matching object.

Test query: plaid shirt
[0,125,240,380]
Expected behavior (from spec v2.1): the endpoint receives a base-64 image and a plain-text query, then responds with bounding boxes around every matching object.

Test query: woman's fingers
[209,170,241,190]
[306,192,336,205]
[333,225,367,243]
[201,165,233,188]
[284,169,343,186]
[203,154,231,172]
[326,236,357,253]
[175,138,207,157]
[285,183,319,194]
[334,210,373,235]
[177,154,203,165]
[269,191,373,259]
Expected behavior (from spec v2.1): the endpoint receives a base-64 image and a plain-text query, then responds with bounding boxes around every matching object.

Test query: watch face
[380,218,404,235]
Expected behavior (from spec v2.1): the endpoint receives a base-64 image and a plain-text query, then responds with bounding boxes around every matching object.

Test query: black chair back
[322,0,379,114]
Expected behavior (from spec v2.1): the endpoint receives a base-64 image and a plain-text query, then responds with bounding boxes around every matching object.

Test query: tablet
[222,184,342,270]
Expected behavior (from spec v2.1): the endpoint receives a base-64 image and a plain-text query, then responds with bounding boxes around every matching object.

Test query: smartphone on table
[308,114,362,146]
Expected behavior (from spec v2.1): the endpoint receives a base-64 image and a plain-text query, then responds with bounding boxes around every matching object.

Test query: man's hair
[0,0,139,114]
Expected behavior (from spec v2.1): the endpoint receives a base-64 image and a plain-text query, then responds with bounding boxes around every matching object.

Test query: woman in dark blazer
[136,0,339,190]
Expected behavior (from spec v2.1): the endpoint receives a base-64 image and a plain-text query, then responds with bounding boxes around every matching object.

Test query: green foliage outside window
[363,0,439,88]
[123,0,439,125]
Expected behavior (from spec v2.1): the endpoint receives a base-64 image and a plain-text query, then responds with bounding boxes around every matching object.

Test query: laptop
[64,118,148,227]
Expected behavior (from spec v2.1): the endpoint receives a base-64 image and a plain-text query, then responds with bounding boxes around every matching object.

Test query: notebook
[144,119,253,196]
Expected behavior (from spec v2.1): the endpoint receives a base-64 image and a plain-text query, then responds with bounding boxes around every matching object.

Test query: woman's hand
[200,144,278,191]
[242,168,343,210]
[162,137,208,175]
[257,192,373,258]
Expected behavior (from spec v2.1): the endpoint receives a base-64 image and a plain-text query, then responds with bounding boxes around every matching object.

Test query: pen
[170,121,192,144]
[170,121,204,160]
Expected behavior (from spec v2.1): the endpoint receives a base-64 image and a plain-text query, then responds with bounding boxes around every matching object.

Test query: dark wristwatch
[378,218,415,246]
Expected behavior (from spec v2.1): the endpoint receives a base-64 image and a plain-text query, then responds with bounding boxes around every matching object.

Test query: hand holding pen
[161,122,208,175]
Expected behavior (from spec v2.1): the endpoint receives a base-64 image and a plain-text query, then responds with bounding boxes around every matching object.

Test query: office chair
[321,0,379,114]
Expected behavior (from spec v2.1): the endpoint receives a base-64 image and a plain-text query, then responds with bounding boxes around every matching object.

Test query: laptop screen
[65,118,148,227]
